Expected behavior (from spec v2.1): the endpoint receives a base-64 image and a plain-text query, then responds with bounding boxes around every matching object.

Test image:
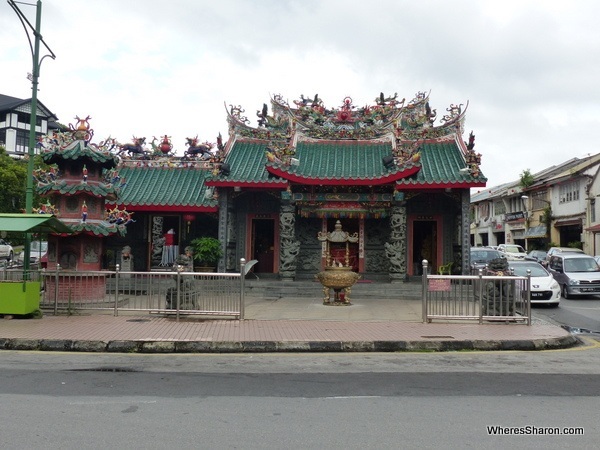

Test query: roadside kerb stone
[8,339,41,351]
[40,339,73,351]
[175,341,214,353]
[107,340,141,353]
[241,341,278,352]
[140,341,176,353]
[275,341,311,352]
[72,340,108,352]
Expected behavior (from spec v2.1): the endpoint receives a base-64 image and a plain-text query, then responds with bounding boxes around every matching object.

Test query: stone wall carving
[279,203,300,279]
[385,205,407,281]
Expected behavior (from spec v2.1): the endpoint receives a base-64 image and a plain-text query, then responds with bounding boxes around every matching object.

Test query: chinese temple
[35,117,130,297]
[47,91,485,281]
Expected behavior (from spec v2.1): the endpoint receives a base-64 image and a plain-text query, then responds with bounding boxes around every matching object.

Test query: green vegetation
[191,237,223,267]
[519,169,535,188]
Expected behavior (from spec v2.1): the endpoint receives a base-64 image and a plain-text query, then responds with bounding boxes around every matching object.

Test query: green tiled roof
[396,141,486,187]
[208,137,485,188]
[56,220,127,237]
[289,141,397,180]
[38,180,119,198]
[42,140,118,169]
[207,139,288,187]
[114,166,218,210]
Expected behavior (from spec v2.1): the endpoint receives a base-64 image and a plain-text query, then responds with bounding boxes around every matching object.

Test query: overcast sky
[3,0,599,190]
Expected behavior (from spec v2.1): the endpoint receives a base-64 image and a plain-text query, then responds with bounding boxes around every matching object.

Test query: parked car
[470,247,505,272]
[545,247,584,265]
[16,240,48,266]
[0,238,14,261]
[547,253,600,299]
[497,244,528,261]
[508,260,560,306]
[528,250,548,265]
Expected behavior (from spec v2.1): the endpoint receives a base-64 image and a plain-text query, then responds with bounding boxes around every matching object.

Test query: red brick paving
[0,314,572,344]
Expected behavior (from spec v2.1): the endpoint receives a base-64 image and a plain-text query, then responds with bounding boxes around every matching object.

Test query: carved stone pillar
[461,189,471,275]
[279,202,299,280]
[217,189,229,272]
[385,205,407,283]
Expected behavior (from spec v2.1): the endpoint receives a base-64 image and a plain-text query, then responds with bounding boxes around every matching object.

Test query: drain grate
[420,335,455,339]
[69,367,139,373]
[126,319,151,323]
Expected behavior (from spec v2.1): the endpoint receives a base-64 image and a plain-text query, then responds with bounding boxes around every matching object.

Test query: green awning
[0,214,72,234]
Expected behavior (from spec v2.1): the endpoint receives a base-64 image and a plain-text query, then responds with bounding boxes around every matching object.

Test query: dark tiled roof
[396,141,486,188]
[114,166,218,210]
[0,93,58,120]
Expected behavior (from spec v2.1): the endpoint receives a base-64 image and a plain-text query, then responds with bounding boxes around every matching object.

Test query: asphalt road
[1,342,599,449]
[533,296,600,333]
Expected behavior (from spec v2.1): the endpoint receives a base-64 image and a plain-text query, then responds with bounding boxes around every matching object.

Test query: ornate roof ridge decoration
[463,131,482,178]
[118,158,217,169]
[40,116,119,169]
[227,91,471,168]
[54,219,128,237]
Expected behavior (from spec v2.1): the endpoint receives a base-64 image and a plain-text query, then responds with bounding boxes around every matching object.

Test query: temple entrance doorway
[325,218,359,272]
[251,216,276,273]
[410,219,438,275]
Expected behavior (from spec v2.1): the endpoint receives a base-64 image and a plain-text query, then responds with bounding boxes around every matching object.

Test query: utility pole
[8,0,55,272]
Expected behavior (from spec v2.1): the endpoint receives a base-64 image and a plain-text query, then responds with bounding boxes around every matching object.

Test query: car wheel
[561,284,570,300]
[8,251,13,261]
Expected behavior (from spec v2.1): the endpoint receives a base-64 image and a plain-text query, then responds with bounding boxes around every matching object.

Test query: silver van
[547,253,600,299]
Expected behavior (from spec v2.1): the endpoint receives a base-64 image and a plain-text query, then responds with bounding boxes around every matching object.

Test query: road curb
[0,334,579,353]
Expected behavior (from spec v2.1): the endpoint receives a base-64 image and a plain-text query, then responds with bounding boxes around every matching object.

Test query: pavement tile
[0,293,578,353]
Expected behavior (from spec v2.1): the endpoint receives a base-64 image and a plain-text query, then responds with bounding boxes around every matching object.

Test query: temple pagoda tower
[35,117,129,277]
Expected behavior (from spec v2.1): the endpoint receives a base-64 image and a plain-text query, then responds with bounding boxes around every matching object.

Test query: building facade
[26,91,486,279]
[0,94,58,157]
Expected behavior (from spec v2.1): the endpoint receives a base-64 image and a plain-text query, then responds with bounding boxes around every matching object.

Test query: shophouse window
[493,200,505,215]
[532,191,549,209]
[559,181,579,203]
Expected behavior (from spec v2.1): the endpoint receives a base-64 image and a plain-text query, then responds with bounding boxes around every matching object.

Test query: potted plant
[190,237,223,271]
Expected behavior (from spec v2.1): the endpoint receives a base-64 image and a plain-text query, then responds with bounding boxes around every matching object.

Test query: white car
[498,244,528,261]
[0,238,14,261]
[16,240,48,265]
[508,260,561,306]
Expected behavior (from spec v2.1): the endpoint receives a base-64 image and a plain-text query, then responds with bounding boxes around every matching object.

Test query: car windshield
[30,241,48,252]
[509,264,549,277]
[504,245,525,253]
[471,250,500,262]
[564,258,600,273]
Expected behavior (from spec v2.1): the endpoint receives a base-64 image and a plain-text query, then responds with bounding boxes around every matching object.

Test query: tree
[0,146,27,213]
[519,169,535,188]
[0,146,47,213]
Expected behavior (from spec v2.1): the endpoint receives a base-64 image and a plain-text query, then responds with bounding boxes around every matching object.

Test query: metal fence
[36,260,249,320]
[422,261,531,324]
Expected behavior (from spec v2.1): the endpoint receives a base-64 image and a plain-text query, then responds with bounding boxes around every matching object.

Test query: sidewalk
[0,296,577,353]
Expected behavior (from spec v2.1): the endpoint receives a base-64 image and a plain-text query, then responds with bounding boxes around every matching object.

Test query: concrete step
[244,279,423,300]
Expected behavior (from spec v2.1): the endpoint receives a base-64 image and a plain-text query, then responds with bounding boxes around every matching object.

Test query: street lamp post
[8,0,55,272]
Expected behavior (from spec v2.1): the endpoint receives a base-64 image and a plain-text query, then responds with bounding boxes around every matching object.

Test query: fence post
[421,259,428,323]
[478,268,483,324]
[526,269,532,325]
[54,263,60,315]
[176,265,182,322]
[114,264,120,316]
[240,258,246,320]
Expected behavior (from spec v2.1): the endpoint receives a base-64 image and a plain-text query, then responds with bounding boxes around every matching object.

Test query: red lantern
[183,213,195,233]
